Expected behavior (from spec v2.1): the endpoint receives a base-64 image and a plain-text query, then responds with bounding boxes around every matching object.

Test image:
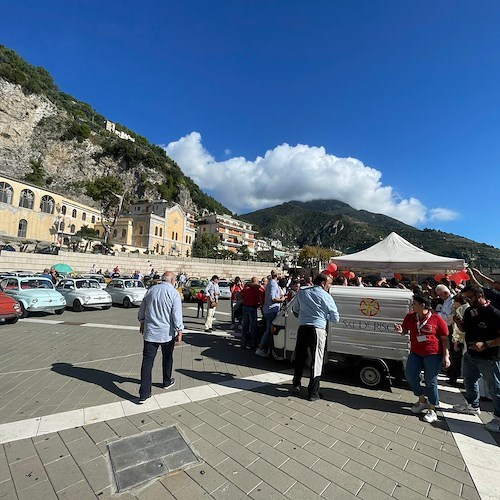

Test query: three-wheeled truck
[271,286,413,388]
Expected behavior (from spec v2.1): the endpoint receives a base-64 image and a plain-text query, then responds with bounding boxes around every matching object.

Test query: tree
[192,233,222,259]
[75,225,100,253]
[23,159,45,186]
[298,245,338,268]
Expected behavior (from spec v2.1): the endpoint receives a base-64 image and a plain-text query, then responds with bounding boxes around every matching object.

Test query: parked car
[218,280,232,299]
[56,278,112,312]
[146,278,184,301]
[0,244,16,252]
[182,278,208,302]
[0,276,66,318]
[0,285,22,324]
[78,274,107,290]
[106,278,148,307]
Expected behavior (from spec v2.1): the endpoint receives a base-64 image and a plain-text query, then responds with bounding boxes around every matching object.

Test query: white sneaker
[255,348,268,358]
[485,418,500,433]
[453,403,481,415]
[410,400,429,414]
[423,410,438,423]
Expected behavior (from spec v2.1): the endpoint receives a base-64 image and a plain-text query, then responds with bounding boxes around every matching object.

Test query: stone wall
[0,250,275,279]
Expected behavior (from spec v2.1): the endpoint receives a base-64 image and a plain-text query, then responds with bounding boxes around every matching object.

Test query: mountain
[0,45,229,216]
[241,200,500,270]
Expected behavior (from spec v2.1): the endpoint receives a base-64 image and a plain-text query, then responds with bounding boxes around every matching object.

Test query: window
[175,232,178,241]
[159,228,163,237]
[82,212,86,222]
[0,182,13,204]
[19,189,34,209]
[91,215,96,224]
[138,226,143,235]
[185,236,188,243]
[61,205,67,215]
[121,229,126,238]
[72,209,77,218]
[18,219,28,238]
[171,231,175,239]
[95,229,100,237]
[70,224,75,233]
[40,195,55,214]
[113,229,117,237]
[59,221,65,232]
[154,227,158,236]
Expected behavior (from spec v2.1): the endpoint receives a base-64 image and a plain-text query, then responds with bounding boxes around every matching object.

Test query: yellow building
[111,201,194,256]
[0,174,102,246]
[197,213,257,254]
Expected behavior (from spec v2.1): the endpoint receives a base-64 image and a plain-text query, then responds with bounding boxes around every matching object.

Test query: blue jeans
[260,311,278,349]
[405,352,443,406]
[463,352,500,418]
[242,306,259,349]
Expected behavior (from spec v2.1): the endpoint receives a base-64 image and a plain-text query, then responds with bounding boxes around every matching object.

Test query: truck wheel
[73,300,84,312]
[359,363,384,389]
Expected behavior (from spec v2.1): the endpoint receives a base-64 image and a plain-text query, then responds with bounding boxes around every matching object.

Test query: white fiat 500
[57,278,113,312]
[106,279,148,308]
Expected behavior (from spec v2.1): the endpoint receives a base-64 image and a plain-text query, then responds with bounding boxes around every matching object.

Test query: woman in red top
[230,277,244,328]
[395,294,450,423]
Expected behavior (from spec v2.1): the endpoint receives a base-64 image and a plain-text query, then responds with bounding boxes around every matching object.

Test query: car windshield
[20,279,54,290]
[124,280,144,288]
[76,280,101,289]
[81,275,105,283]
[219,281,230,287]
[189,280,206,287]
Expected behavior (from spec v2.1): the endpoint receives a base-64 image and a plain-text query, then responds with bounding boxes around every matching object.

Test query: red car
[0,286,22,325]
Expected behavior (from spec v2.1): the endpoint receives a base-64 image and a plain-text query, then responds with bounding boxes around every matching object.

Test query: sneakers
[453,403,481,415]
[205,328,213,333]
[255,348,269,358]
[423,410,438,423]
[290,385,301,395]
[485,418,500,433]
[137,395,150,404]
[410,400,429,414]
[162,378,176,390]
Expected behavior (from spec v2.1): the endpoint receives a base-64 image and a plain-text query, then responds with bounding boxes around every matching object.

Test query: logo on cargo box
[359,298,380,317]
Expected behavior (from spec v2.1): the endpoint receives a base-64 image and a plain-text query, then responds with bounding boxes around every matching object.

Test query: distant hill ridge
[241,200,500,270]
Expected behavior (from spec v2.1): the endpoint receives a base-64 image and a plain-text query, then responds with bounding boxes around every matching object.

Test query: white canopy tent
[331,232,465,274]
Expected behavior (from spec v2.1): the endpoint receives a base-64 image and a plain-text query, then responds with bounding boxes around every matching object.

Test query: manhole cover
[108,425,200,491]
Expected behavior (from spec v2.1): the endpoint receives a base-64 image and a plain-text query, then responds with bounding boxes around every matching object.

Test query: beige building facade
[197,213,257,254]
[0,174,102,246]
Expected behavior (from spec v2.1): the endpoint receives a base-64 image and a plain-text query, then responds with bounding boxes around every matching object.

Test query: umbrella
[53,263,73,274]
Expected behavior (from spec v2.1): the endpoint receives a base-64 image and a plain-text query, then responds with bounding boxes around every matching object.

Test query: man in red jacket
[241,277,264,350]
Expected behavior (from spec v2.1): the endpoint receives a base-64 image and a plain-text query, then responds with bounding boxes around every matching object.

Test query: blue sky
[2,1,500,249]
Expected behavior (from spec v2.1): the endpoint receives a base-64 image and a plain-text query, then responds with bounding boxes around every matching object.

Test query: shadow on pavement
[51,362,138,401]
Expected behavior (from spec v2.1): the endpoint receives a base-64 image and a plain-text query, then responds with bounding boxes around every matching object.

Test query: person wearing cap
[204,275,220,332]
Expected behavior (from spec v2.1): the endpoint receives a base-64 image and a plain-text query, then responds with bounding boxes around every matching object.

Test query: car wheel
[73,299,84,312]
[54,308,64,315]
[5,316,19,325]
[102,305,111,310]
[123,297,132,308]
[359,363,384,389]
[19,303,28,319]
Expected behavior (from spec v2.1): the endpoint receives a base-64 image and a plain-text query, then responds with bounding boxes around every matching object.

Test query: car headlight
[13,303,21,311]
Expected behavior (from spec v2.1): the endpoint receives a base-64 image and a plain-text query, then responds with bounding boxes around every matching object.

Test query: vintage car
[217,280,232,299]
[0,276,66,317]
[78,274,107,290]
[56,278,113,311]
[182,278,208,302]
[106,278,148,307]
[0,285,22,324]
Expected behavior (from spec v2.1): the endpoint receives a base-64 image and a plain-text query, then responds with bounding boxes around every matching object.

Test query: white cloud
[224,149,232,156]
[164,132,458,226]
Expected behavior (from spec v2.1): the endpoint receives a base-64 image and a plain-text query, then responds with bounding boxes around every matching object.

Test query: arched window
[18,219,28,238]
[72,209,77,218]
[121,229,126,238]
[159,228,163,237]
[155,243,160,253]
[91,215,96,224]
[82,212,86,222]
[95,229,100,237]
[59,221,65,232]
[19,189,34,209]
[40,195,55,214]
[154,227,158,236]
[0,182,13,204]
[171,231,175,239]
[70,224,75,233]
[61,205,67,215]
[113,229,117,237]
[175,232,178,241]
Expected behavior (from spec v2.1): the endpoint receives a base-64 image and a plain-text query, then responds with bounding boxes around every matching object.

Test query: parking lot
[0,298,498,499]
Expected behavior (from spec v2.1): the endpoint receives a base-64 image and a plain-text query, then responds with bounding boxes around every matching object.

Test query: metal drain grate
[108,425,200,491]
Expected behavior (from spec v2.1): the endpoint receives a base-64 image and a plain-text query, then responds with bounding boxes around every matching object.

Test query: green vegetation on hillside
[0,44,230,216]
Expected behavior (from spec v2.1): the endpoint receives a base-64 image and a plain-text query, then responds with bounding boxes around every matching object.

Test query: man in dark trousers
[292,273,339,401]
[137,271,183,403]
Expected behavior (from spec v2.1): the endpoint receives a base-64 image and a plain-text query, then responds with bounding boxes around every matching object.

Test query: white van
[272,286,413,388]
